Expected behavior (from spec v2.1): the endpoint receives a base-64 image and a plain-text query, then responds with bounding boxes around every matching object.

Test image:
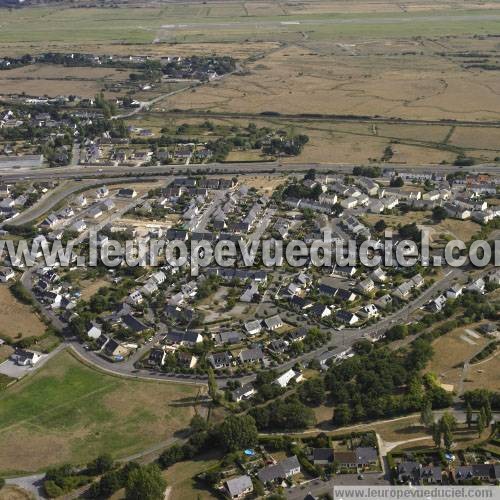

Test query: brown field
[0,485,34,500]
[434,219,481,242]
[0,64,130,98]
[225,150,268,162]
[463,354,500,392]
[165,42,500,121]
[235,174,289,194]
[448,126,500,151]
[390,143,456,164]
[0,345,14,364]
[80,278,110,301]
[425,325,490,391]
[363,211,432,228]
[0,286,46,342]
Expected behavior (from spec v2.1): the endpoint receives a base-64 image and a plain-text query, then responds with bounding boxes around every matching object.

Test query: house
[334,451,358,469]
[357,177,379,196]
[214,331,243,345]
[207,351,232,369]
[488,269,500,286]
[127,290,143,306]
[289,328,307,343]
[71,220,87,233]
[0,266,15,282]
[336,310,359,325]
[101,198,115,212]
[427,294,447,313]
[239,347,265,364]
[74,194,87,207]
[165,331,203,347]
[87,323,102,340]
[264,314,283,331]
[117,187,137,198]
[274,369,300,388]
[309,303,331,319]
[368,199,385,213]
[357,278,375,295]
[354,447,378,466]
[151,271,166,285]
[332,265,357,278]
[244,320,262,336]
[225,475,253,499]
[95,186,109,198]
[411,274,425,289]
[479,322,499,337]
[141,281,158,296]
[312,448,334,466]
[397,462,421,484]
[393,281,414,300]
[231,383,256,402]
[341,196,357,209]
[446,283,463,299]
[11,348,41,366]
[370,267,387,283]
[375,294,393,309]
[178,351,198,368]
[148,347,166,366]
[467,278,486,294]
[420,466,443,485]
[104,339,130,359]
[257,455,301,483]
[290,295,313,312]
[122,314,149,334]
[87,206,102,219]
[240,281,259,303]
[359,304,379,319]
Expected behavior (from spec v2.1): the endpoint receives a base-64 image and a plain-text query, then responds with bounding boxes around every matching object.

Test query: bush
[44,480,64,498]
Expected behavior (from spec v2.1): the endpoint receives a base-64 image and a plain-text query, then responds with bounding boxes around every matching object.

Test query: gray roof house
[225,475,253,499]
[258,455,301,483]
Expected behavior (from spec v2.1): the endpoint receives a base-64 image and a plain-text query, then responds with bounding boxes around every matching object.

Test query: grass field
[162,451,221,500]
[0,286,46,342]
[0,350,200,474]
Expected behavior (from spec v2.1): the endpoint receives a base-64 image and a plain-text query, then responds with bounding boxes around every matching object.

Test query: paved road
[35,266,466,389]
[0,160,499,184]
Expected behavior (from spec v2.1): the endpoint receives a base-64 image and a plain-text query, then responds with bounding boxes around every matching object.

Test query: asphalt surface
[0,160,499,185]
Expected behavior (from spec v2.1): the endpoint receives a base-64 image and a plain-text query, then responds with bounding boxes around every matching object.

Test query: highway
[0,160,498,185]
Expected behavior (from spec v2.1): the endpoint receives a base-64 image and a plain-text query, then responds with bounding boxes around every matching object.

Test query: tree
[466,402,473,429]
[390,176,404,187]
[443,426,453,451]
[87,454,114,475]
[420,401,434,428]
[439,412,457,433]
[432,206,448,223]
[298,378,326,406]
[484,400,492,426]
[432,423,441,448]
[217,415,258,452]
[207,367,219,403]
[190,414,208,433]
[374,219,387,233]
[477,411,485,438]
[125,464,166,500]
[333,404,352,426]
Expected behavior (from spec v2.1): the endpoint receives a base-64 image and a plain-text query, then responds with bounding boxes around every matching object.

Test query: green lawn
[0,350,201,475]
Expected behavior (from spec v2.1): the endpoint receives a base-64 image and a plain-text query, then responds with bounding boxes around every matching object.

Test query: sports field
[0,350,200,474]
